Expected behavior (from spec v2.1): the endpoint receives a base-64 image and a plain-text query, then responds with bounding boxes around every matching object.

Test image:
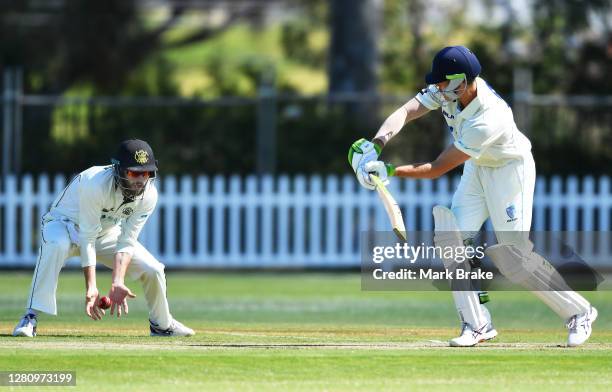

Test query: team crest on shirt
[506,204,518,222]
[123,207,134,216]
[134,150,149,164]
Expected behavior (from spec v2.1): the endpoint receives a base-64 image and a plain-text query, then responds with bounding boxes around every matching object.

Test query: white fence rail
[0,174,611,268]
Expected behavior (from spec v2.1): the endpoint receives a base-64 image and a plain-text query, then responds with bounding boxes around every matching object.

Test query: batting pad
[486,244,591,319]
[433,205,488,329]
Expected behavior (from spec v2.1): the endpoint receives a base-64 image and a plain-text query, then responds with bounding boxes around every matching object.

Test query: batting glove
[348,138,381,190]
[364,161,396,186]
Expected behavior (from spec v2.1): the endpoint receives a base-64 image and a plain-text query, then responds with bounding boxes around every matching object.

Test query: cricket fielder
[349,46,597,347]
[13,139,194,337]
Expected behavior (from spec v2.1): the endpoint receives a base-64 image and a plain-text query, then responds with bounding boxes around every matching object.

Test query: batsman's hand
[348,138,381,190]
[109,282,136,318]
[85,287,105,321]
[365,161,396,186]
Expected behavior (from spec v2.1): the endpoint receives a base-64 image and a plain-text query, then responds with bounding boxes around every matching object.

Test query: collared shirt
[416,77,532,167]
[46,165,158,267]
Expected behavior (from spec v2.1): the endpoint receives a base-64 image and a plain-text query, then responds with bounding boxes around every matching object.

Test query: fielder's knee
[142,260,165,280]
[43,238,72,257]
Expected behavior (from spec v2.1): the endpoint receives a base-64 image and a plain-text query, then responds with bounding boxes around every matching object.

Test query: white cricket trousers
[26,216,173,329]
[450,155,590,327]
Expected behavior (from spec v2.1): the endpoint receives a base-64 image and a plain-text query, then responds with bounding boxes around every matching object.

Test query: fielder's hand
[364,161,396,185]
[85,287,105,321]
[109,282,136,318]
[348,138,381,189]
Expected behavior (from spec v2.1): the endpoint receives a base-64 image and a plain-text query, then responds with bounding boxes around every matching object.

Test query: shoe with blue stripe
[150,319,195,337]
[449,322,497,347]
[13,313,37,337]
[567,306,597,347]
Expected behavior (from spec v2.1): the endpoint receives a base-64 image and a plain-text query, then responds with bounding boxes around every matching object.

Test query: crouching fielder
[349,46,596,347]
[13,139,194,337]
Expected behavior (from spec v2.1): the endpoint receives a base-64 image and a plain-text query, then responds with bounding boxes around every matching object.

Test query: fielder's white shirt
[416,77,532,167]
[46,165,158,267]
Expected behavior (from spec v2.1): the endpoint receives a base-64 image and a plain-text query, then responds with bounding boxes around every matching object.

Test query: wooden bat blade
[370,174,407,241]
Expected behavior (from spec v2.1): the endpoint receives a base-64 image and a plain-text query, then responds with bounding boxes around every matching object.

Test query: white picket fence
[0,174,611,268]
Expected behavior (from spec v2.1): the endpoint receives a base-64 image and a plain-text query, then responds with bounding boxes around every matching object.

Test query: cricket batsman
[13,139,194,337]
[349,46,597,347]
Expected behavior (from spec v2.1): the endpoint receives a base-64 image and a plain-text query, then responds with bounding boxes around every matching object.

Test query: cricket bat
[370,174,407,242]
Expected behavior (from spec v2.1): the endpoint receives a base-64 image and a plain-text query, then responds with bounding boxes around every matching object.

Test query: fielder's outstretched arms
[349,45,596,347]
[13,139,194,338]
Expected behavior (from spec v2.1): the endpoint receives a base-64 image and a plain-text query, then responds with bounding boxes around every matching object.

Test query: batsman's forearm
[394,144,469,179]
[372,106,408,148]
[112,252,132,284]
[83,266,97,290]
[372,98,430,148]
[394,162,442,179]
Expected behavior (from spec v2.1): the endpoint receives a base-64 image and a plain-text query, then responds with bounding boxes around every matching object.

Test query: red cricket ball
[99,296,111,310]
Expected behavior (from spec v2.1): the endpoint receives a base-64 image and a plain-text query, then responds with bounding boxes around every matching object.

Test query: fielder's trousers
[26,215,173,329]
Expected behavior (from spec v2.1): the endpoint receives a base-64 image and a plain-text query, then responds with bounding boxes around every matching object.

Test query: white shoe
[13,313,37,337]
[150,319,195,337]
[449,323,498,347]
[567,306,598,347]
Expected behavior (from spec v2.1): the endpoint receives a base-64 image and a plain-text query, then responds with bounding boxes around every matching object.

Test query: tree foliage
[0,0,610,175]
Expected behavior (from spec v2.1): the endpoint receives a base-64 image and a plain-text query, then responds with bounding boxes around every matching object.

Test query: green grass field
[1,271,611,391]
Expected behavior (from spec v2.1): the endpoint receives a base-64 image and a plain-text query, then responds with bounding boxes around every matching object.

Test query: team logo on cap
[134,150,149,164]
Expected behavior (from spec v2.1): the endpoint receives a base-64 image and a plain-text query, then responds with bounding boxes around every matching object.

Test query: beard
[118,178,147,200]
